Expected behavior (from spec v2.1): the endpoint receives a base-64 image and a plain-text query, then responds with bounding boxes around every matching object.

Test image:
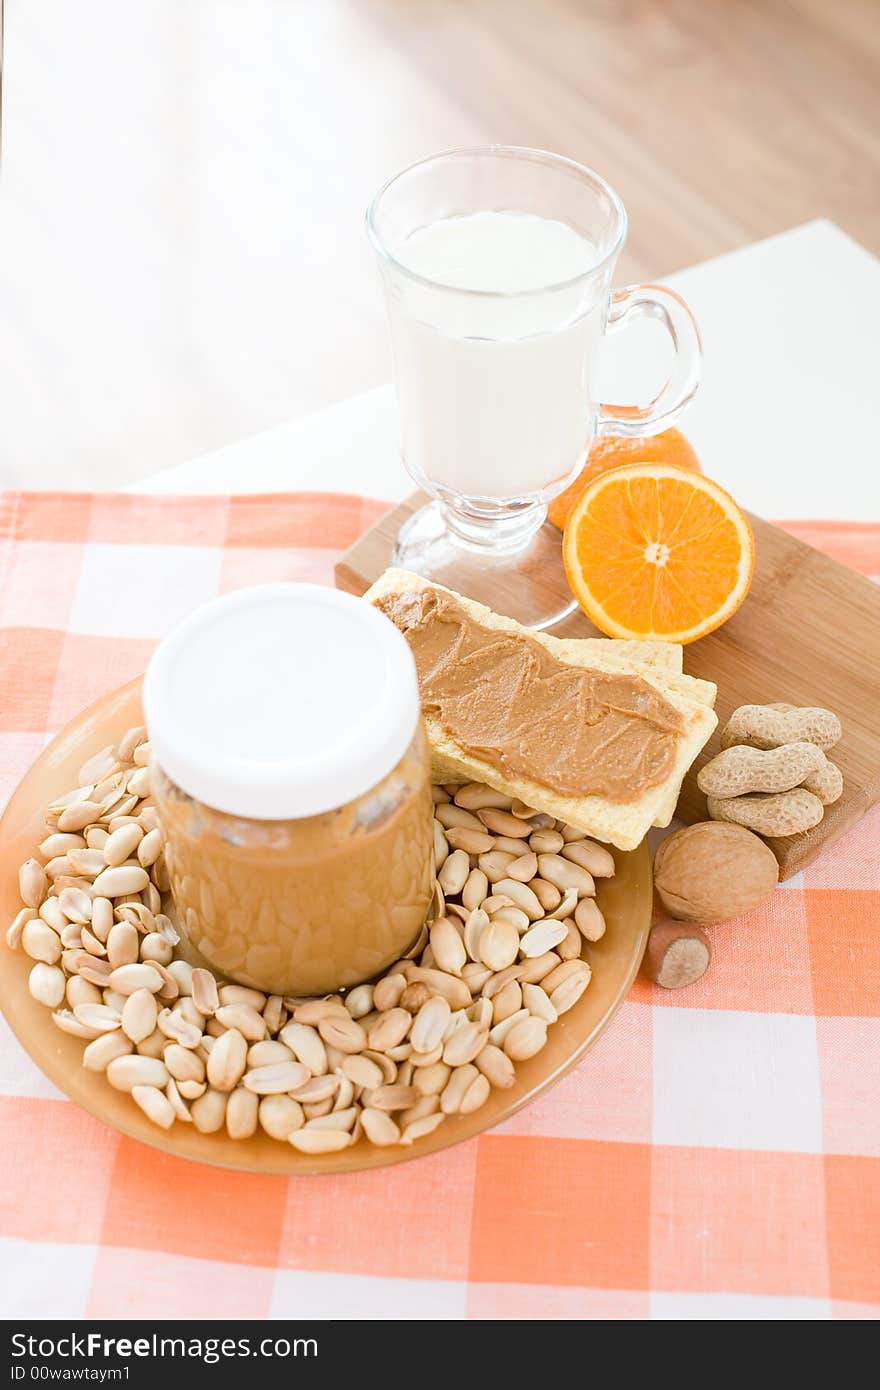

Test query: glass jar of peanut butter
[143,584,434,997]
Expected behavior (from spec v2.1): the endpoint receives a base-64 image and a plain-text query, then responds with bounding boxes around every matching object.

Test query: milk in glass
[390,211,602,500]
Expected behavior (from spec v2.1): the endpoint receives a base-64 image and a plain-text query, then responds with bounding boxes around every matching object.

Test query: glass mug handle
[597,283,702,437]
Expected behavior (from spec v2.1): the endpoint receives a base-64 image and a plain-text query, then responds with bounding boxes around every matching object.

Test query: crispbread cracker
[365,569,717,851]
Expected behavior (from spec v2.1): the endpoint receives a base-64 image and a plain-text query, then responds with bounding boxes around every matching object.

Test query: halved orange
[562,463,755,644]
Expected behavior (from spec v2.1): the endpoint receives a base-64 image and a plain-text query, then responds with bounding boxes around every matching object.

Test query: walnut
[653,821,778,923]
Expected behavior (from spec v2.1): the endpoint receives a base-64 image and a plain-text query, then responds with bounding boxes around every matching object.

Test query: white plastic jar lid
[142,583,421,821]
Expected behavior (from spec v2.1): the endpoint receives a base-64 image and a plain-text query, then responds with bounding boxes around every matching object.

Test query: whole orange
[547,428,701,531]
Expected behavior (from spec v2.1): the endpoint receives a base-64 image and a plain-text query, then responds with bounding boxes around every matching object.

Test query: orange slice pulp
[561,463,755,644]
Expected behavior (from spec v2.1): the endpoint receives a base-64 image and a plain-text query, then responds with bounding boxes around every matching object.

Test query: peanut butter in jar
[143,584,434,996]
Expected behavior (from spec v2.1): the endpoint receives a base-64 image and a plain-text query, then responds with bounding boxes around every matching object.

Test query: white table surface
[132,221,880,520]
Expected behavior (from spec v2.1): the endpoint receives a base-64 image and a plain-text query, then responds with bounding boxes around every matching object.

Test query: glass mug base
[392,499,578,631]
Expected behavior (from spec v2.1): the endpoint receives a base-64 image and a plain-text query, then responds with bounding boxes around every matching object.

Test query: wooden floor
[365,0,880,282]
[1,0,878,489]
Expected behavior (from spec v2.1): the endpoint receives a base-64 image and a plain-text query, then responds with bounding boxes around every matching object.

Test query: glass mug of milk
[367,146,701,627]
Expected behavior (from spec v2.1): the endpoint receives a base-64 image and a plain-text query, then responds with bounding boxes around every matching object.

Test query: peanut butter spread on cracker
[376,588,684,803]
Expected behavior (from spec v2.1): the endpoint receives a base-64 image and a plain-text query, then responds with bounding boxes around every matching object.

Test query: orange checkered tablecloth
[1,490,878,1321]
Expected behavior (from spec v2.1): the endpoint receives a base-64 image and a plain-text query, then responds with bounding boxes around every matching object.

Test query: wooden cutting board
[336,494,880,878]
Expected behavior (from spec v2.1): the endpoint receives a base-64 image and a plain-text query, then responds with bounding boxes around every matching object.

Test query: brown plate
[0,678,652,1174]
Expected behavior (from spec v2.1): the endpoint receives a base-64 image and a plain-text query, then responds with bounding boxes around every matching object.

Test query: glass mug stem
[438,495,547,552]
[392,495,551,586]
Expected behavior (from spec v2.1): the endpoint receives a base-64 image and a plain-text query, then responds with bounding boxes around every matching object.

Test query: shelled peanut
[7,733,614,1154]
